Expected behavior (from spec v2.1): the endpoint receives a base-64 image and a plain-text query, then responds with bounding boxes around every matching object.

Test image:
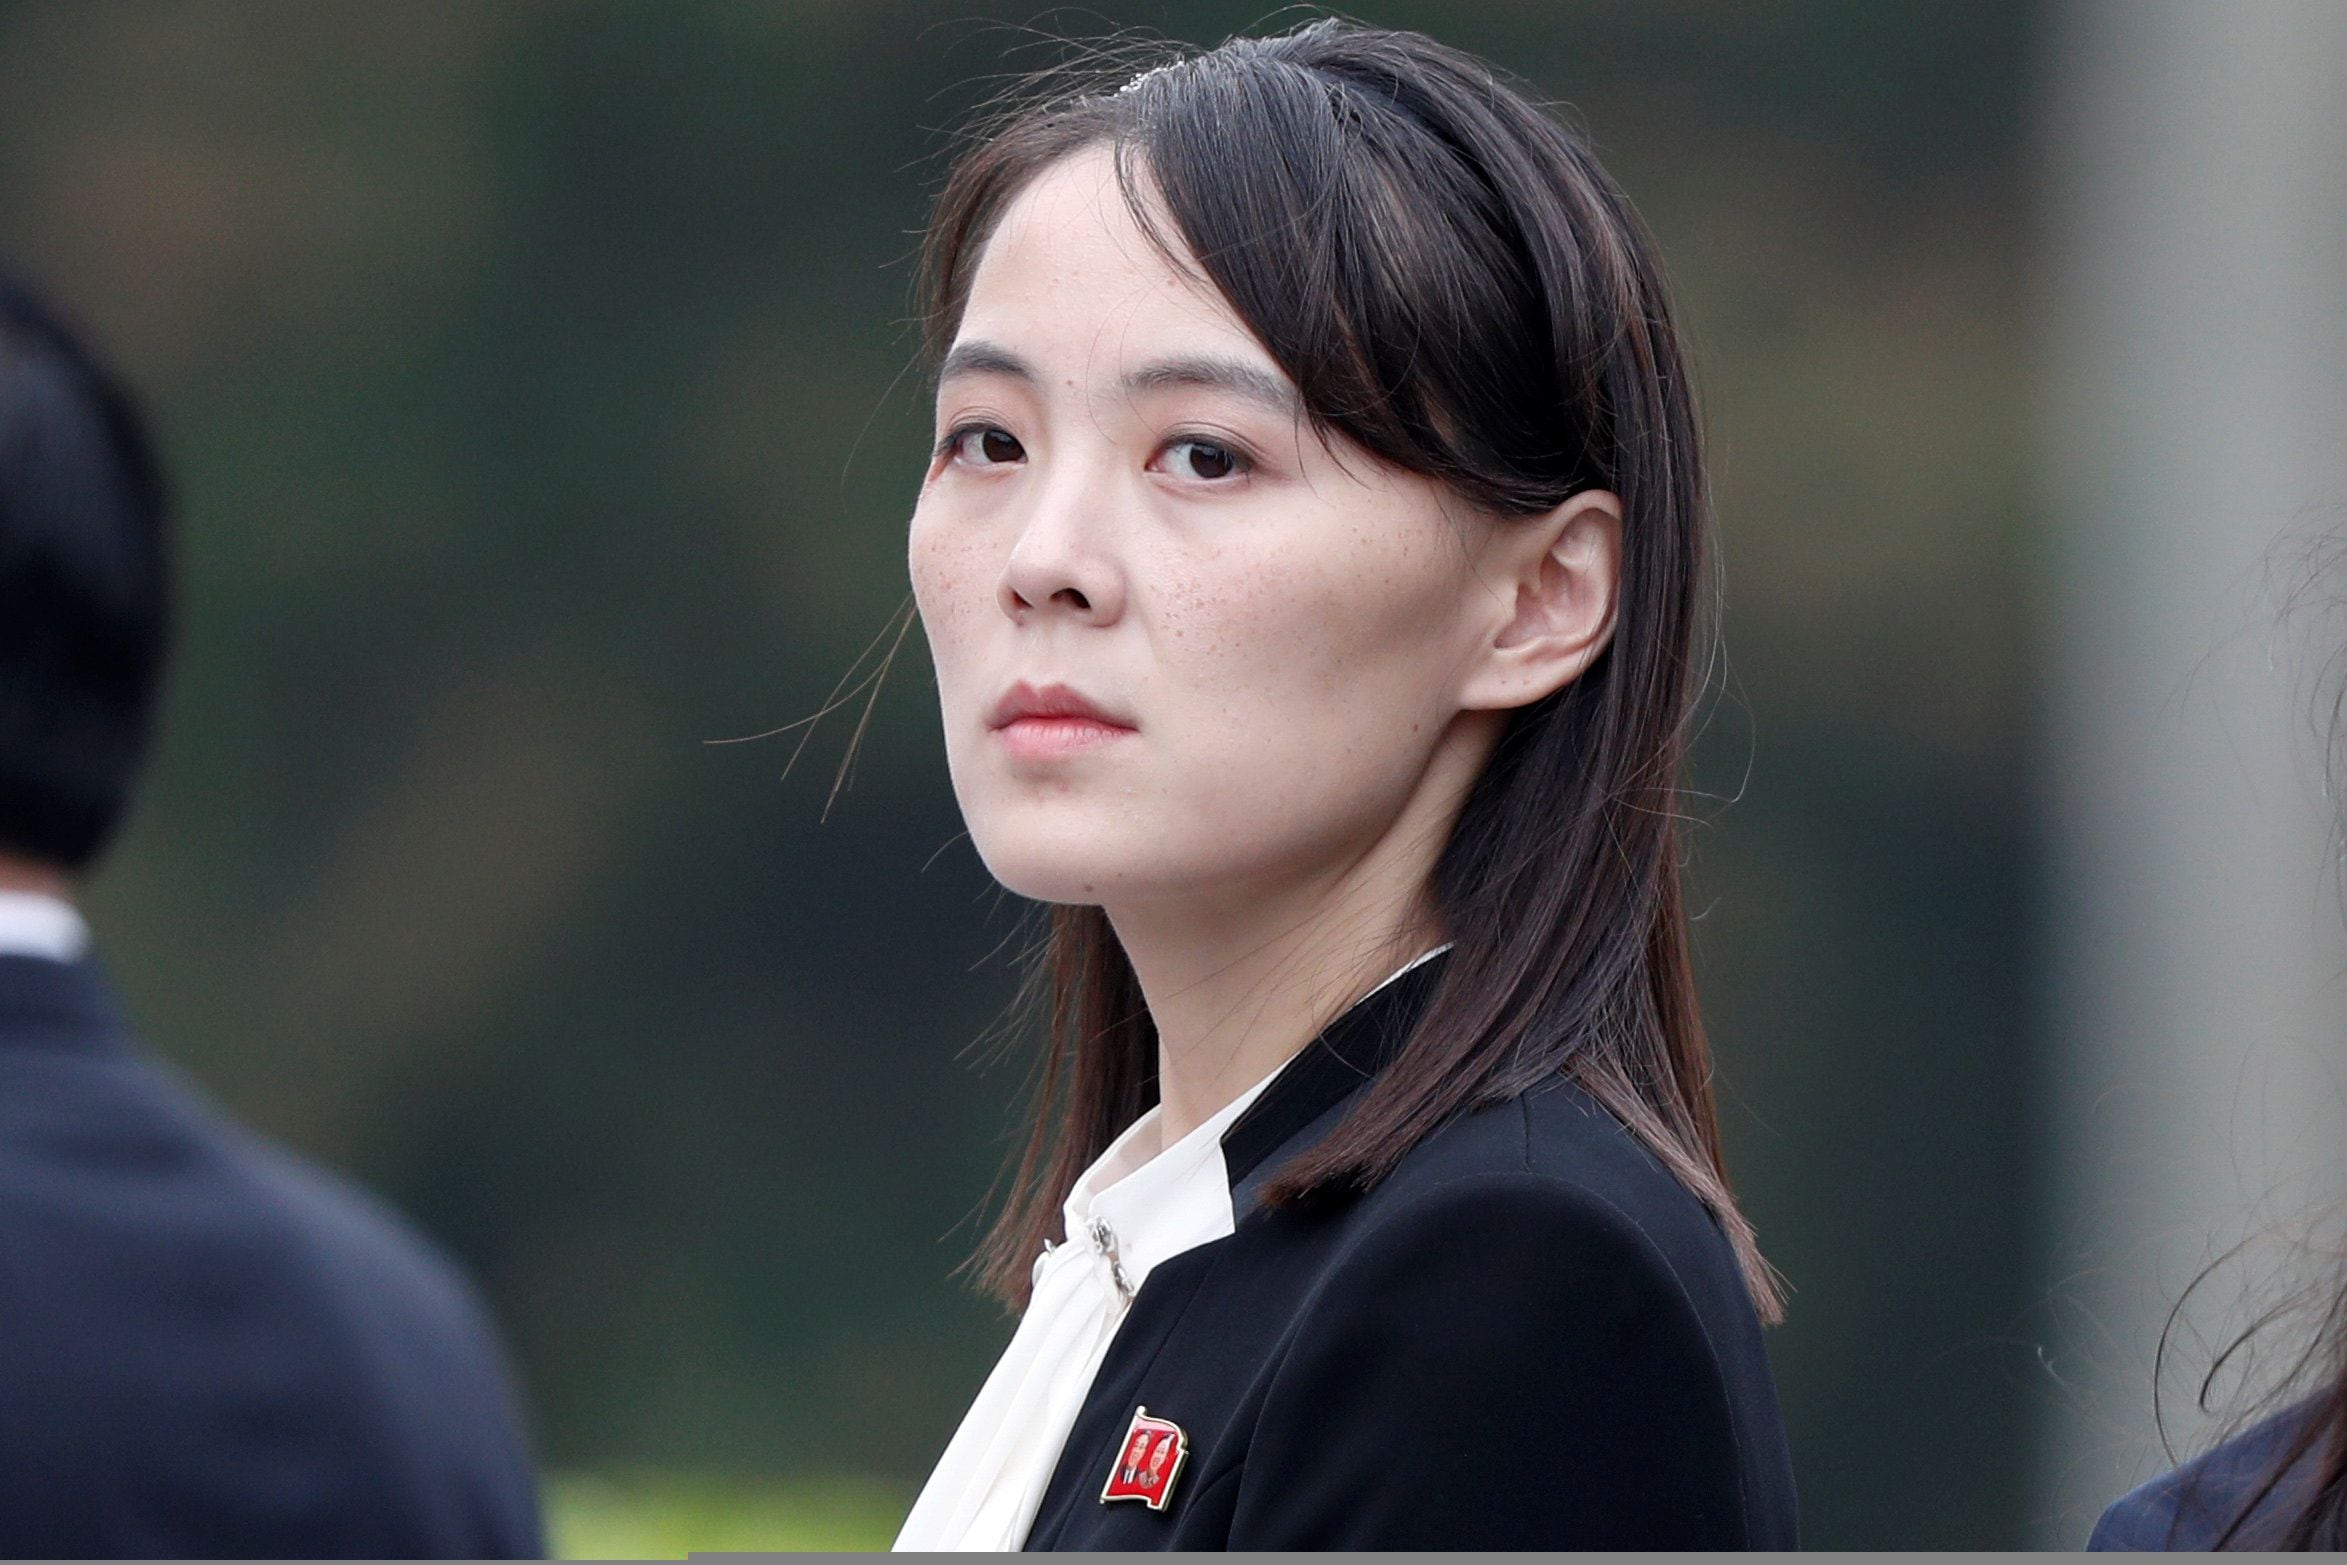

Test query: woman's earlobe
[1468,489,1623,711]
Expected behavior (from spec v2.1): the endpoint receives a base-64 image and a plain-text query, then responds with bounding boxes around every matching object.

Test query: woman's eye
[944,426,1024,466]
[1160,438,1246,482]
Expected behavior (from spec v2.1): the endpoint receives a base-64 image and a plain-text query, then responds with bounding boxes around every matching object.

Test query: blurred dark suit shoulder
[0,952,544,1559]
[2088,1402,2323,1551]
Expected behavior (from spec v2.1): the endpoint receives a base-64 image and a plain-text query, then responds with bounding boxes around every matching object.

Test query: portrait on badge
[887,18,1798,1552]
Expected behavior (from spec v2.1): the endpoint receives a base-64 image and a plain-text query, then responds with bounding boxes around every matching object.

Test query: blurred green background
[0,0,2040,1551]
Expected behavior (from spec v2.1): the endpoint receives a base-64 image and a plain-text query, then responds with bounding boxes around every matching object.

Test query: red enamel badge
[1100,1406,1188,1510]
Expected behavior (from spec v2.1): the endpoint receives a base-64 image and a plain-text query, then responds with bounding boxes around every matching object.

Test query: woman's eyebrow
[936,339,1037,389]
[937,342,1299,418]
[1123,354,1299,416]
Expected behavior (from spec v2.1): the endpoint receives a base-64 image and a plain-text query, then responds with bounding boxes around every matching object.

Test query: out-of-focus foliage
[546,1471,902,1557]
[0,0,2039,1548]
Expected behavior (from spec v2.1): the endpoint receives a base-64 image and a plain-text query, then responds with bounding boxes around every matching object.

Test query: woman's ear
[1460,489,1622,712]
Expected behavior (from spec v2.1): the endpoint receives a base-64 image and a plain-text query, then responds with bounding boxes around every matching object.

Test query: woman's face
[909,146,1525,912]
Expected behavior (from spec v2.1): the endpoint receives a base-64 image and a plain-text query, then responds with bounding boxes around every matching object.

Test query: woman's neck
[1107,823,1458,1147]
[0,854,73,899]
[1103,706,1499,1146]
[1120,898,1438,1146]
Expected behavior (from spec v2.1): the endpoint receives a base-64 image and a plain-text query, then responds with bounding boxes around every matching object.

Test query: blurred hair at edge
[2195,1250,2347,1547]
[910,17,1780,1320]
[2167,558,2347,1550]
[0,263,171,877]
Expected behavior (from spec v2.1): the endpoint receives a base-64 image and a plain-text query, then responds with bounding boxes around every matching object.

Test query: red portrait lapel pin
[1100,1406,1188,1510]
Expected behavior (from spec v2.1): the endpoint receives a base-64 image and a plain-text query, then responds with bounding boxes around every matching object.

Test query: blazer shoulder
[19,1042,495,1343]
[1329,1083,1763,1401]
[1363,1075,1748,1299]
[1231,1083,1793,1548]
[0,1042,544,1557]
[160,1076,545,1511]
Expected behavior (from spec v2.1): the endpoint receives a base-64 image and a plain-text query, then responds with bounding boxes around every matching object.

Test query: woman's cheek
[1226,557,1409,703]
[909,519,986,649]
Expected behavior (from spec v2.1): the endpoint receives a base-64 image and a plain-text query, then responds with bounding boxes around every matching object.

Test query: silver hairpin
[1116,60,1182,96]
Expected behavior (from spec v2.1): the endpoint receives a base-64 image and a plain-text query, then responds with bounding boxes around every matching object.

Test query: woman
[891,19,1797,1551]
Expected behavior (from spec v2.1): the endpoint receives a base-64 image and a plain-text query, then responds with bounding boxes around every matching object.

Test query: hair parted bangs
[921,17,1780,1324]
[923,31,1609,516]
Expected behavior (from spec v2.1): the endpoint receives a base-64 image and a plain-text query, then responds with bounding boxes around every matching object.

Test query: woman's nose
[997,470,1125,625]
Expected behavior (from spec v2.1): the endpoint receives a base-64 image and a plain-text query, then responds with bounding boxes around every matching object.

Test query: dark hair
[0,264,172,871]
[2282,1414,2347,1548]
[2272,1332,2347,1549]
[920,19,1779,1320]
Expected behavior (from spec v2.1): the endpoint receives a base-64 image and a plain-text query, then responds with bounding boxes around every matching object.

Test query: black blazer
[1020,956,1798,1550]
[0,953,544,1558]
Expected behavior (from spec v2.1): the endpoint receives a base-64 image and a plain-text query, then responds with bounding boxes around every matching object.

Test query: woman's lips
[993,714,1134,759]
[986,681,1135,759]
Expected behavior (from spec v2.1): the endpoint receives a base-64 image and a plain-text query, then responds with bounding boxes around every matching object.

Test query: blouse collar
[1057,944,1452,1297]
[0,891,89,963]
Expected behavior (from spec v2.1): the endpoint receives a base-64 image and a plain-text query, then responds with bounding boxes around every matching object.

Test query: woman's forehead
[954,148,1281,390]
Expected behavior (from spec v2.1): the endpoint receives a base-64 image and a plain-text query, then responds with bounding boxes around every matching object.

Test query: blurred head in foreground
[0,268,170,881]
[0,264,543,1558]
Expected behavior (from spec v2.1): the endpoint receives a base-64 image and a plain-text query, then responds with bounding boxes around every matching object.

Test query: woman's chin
[969,832,1181,908]
[975,854,1131,907]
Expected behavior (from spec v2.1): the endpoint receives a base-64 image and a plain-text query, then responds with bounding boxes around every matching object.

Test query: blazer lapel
[1219,950,1447,1206]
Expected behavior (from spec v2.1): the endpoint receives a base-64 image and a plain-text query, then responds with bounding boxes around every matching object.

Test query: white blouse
[892,947,1448,1553]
